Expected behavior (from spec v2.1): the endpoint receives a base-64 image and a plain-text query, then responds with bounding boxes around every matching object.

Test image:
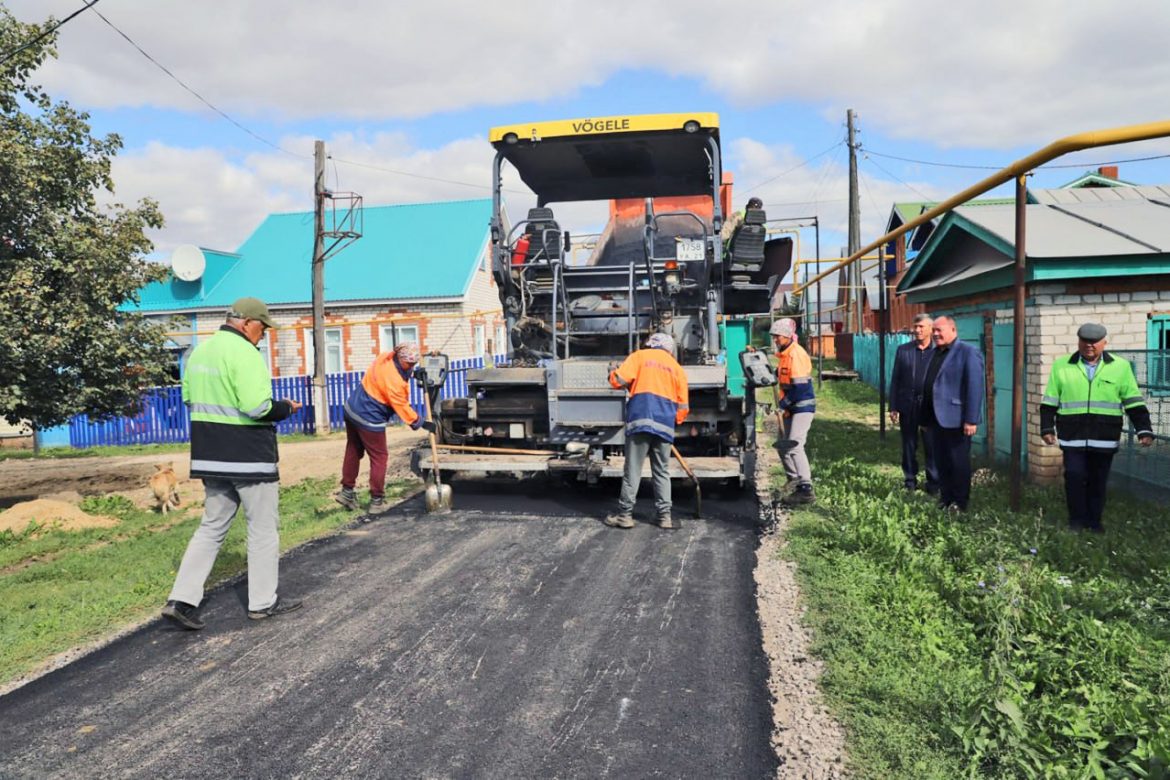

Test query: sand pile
[0,499,119,534]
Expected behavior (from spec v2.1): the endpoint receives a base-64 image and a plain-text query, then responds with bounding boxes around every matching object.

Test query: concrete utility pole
[846,109,861,333]
[311,141,329,436]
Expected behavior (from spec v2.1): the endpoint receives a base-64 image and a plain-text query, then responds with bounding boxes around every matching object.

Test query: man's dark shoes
[248,597,304,621]
[784,484,816,505]
[162,600,204,631]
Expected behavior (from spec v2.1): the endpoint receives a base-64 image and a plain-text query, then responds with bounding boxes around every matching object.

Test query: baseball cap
[229,297,275,328]
[1076,323,1107,342]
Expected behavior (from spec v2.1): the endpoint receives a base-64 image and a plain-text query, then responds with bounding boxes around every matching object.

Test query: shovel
[670,445,702,519]
[423,386,452,513]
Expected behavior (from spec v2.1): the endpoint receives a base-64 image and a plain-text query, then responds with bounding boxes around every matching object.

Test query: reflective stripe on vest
[1056,438,1120,450]
[190,459,279,475]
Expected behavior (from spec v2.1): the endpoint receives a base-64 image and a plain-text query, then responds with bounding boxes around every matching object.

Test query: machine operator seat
[524,207,562,264]
[727,208,767,277]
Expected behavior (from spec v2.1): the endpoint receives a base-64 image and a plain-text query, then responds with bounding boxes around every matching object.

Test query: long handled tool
[423,385,452,513]
[670,445,702,519]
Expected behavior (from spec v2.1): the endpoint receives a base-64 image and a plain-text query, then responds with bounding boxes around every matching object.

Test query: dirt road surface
[0,428,423,511]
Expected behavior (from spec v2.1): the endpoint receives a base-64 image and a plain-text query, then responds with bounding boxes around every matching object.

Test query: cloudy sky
[8,0,1170,300]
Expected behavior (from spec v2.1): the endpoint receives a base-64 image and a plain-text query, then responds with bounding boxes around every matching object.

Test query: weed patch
[781,380,1170,778]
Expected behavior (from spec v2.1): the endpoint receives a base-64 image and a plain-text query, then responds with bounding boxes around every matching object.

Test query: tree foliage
[0,8,170,429]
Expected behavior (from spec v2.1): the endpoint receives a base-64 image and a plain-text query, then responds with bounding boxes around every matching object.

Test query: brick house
[896,183,1170,482]
[128,199,506,379]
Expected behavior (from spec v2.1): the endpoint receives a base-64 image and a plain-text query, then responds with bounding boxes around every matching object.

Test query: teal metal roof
[133,249,241,312]
[125,199,492,313]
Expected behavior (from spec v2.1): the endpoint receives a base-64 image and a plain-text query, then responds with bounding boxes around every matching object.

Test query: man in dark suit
[889,313,938,494]
[921,315,985,511]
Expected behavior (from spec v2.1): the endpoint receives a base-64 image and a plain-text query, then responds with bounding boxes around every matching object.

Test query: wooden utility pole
[846,109,861,333]
[311,141,329,435]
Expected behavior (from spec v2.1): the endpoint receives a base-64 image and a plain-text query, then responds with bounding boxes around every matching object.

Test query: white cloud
[10,0,1170,148]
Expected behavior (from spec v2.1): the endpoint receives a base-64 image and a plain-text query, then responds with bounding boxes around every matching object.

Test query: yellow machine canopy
[489,112,720,203]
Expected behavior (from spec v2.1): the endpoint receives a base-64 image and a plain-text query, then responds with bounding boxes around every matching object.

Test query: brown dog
[149,462,181,514]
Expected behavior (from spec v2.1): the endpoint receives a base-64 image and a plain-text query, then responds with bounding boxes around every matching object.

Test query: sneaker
[603,513,635,529]
[334,488,358,511]
[161,600,204,631]
[366,496,391,515]
[657,514,674,529]
[247,597,304,621]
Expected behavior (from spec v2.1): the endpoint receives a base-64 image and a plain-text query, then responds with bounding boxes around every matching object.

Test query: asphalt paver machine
[415,113,791,488]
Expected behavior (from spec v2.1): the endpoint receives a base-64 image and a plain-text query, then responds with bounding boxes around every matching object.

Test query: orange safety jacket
[343,352,420,431]
[775,341,816,414]
[609,348,689,442]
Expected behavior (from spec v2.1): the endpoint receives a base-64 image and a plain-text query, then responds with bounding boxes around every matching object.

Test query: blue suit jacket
[888,339,934,416]
[929,339,985,429]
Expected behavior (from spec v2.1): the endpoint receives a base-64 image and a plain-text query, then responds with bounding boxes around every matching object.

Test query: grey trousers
[778,412,814,486]
[619,432,672,517]
[169,478,281,612]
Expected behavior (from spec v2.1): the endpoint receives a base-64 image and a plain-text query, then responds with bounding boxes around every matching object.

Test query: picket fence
[67,354,507,449]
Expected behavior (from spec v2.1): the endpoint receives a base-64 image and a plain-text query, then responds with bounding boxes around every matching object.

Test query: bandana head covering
[646,332,675,352]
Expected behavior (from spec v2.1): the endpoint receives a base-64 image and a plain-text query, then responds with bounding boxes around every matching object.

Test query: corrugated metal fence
[67,354,506,449]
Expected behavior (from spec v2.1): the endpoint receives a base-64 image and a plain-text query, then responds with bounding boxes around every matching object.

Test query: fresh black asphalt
[0,479,776,779]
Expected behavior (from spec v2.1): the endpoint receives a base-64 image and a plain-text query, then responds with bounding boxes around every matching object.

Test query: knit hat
[646,332,675,352]
[394,342,421,365]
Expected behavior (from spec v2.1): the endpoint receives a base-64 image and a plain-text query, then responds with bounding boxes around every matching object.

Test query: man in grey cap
[1039,322,1154,531]
[162,297,306,629]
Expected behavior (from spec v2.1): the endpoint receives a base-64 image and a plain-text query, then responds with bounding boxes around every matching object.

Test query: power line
[740,138,846,195]
[330,156,529,195]
[92,8,304,158]
[862,152,933,201]
[0,0,101,65]
[863,146,1170,171]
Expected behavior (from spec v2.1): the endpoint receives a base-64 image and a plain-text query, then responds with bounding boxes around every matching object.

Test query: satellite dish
[171,245,206,282]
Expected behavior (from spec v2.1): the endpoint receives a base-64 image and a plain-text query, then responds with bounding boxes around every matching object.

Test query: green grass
[0,478,414,686]
[780,379,1170,779]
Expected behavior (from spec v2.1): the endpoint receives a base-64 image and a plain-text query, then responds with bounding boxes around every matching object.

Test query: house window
[304,327,342,374]
[379,324,420,353]
[473,324,486,356]
[1149,315,1170,396]
[256,331,273,372]
[495,323,507,355]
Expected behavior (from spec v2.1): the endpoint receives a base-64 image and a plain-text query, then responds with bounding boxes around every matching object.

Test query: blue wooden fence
[66,354,508,449]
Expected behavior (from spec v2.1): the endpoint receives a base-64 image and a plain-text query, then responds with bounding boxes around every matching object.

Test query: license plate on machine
[675,238,704,261]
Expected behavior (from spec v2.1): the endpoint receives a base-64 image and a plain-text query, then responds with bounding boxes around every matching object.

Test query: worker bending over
[606,333,690,529]
[336,342,434,515]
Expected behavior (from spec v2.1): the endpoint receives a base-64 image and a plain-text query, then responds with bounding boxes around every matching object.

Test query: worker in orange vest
[772,318,816,504]
[605,332,690,529]
[336,342,434,515]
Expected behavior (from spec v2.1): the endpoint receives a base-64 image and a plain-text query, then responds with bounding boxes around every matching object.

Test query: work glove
[419,420,436,433]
